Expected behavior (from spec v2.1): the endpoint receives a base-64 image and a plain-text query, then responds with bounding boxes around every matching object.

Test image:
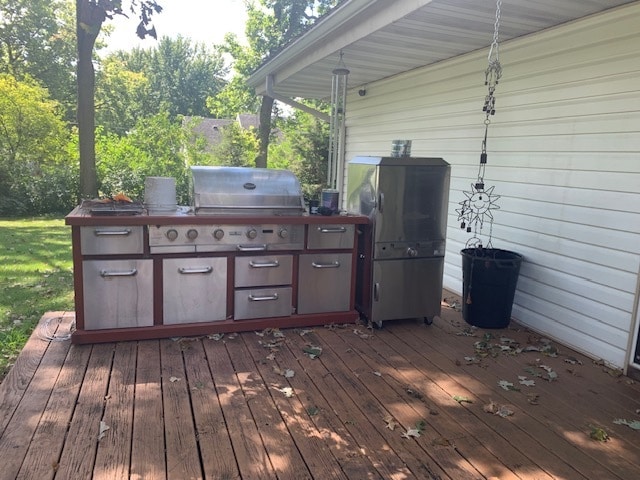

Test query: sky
[100,0,248,55]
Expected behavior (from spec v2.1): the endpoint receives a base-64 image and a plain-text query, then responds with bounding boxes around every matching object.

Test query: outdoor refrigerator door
[370,257,443,324]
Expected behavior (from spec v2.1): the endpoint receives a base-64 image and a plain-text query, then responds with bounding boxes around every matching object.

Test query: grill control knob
[278,228,289,239]
[246,228,258,240]
[407,247,418,257]
[165,229,179,241]
[186,228,199,240]
[212,228,224,240]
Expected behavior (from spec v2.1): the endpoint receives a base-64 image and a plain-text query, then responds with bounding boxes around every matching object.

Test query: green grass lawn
[0,217,74,382]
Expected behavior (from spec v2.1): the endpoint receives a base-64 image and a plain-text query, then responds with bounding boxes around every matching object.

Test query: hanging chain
[479,0,502,185]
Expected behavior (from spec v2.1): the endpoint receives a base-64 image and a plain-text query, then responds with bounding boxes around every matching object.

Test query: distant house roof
[184,114,260,149]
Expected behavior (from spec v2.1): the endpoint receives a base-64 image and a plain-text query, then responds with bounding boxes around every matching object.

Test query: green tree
[105,36,228,121]
[0,74,74,214]
[0,0,77,120]
[76,0,162,199]
[216,0,339,168]
[96,111,192,203]
[210,122,259,167]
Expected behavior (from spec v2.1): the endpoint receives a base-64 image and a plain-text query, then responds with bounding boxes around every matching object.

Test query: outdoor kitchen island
[66,207,369,344]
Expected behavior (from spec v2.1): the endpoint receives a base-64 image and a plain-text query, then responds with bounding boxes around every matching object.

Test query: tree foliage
[0,74,76,214]
[214,0,339,167]
[0,0,77,120]
[100,36,228,127]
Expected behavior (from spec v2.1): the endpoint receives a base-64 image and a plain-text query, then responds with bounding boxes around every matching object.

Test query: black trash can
[461,248,523,329]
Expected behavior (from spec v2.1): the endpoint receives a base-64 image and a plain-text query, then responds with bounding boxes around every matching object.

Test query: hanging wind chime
[456,0,503,249]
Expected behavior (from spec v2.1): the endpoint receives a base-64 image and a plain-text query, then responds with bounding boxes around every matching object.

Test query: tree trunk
[76,0,104,199]
[256,95,274,168]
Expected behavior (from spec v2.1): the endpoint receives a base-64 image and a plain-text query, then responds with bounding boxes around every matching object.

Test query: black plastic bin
[461,248,523,329]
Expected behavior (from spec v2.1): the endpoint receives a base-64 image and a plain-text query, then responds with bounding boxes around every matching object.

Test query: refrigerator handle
[378,192,384,213]
[373,282,380,301]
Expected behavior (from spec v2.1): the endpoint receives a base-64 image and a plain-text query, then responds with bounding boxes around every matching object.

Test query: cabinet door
[298,253,352,314]
[163,257,227,324]
[82,259,153,329]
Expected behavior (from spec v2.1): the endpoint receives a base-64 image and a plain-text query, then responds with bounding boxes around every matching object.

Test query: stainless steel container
[347,156,450,327]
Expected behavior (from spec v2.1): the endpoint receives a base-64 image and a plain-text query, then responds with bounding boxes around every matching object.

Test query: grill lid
[191,166,305,216]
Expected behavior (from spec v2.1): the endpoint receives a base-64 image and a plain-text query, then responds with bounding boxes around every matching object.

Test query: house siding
[343,3,640,368]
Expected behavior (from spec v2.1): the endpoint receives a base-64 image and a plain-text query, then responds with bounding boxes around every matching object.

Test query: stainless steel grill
[191,166,305,216]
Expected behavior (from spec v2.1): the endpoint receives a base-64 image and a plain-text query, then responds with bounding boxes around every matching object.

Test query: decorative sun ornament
[456,183,501,248]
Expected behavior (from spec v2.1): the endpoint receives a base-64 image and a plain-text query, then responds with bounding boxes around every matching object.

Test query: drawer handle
[237,244,267,251]
[249,260,280,268]
[178,266,213,275]
[248,293,279,302]
[100,268,137,278]
[311,261,340,269]
[94,228,131,236]
[374,282,380,301]
[318,227,347,234]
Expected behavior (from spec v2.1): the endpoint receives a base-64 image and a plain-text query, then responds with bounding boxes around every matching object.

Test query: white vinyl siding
[343,3,640,368]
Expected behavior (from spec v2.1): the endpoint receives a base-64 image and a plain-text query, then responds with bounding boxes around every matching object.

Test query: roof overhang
[248,0,636,101]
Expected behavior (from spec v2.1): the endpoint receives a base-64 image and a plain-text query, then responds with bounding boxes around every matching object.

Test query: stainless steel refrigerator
[346,156,450,327]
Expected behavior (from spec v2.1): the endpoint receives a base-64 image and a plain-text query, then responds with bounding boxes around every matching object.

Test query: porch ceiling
[247,0,636,100]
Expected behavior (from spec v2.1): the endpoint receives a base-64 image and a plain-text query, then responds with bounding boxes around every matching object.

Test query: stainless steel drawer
[234,287,292,320]
[235,255,293,287]
[80,226,144,255]
[82,259,153,329]
[307,224,355,250]
[163,257,227,324]
[298,253,352,314]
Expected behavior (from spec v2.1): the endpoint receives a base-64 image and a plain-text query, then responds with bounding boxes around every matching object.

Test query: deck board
[1,297,639,479]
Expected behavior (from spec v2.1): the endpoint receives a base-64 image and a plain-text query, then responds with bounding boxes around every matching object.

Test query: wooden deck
[1,294,639,480]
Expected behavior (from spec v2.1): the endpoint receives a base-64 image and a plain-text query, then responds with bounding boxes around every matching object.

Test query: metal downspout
[265,75,330,123]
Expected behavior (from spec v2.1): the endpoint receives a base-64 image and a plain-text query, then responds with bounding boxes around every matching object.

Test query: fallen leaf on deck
[453,395,473,404]
[303,345,323,358]
[401,428,421,439]
[589,426,609,442]
[353,329,370,339]
[98,421,110,441]
[276,386,294,397]
[283,369,295,378]
[307,406,319,416]
[527,393,540,405]
[383,415,398,430]
[498,380,519,391]
[496,406,514,418]
[613,419,640,430]
[266,353,276,361]
[373,371,382,377]
[518,376,536,387]
[208,333,224,341]
[169,376,180,383]
[298,329,313,336]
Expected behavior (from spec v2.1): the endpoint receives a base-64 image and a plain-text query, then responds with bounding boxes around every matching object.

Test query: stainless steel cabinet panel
[235,255,293,287]
[163,257,227,324]
[370,257,443,325]
[306,224,355,250]
[234,287,292,320]
[82,259,153,329]
[298,253,352,314]
[80,226,144,255]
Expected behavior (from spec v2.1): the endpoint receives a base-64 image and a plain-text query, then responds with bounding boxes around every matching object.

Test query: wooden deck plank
[348,321,552,480]
[55,343,115,480]
[0,314,76,479]
[203,336,275,479]
[130,340,166,480]
[1,308,640,480]
[93,341,137,480]
[160,339,203,480]
[241,331,350,480]
[284,327,417,479]
[402,313,640,479]
[316,325,485,480]
[181,337,239,480]
[16,341,91,480]
[0,312,69,437]
[390,316,640,480]
[225,334,313,480]
[254,330,385,480]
